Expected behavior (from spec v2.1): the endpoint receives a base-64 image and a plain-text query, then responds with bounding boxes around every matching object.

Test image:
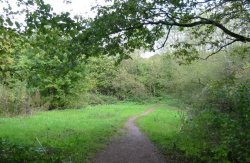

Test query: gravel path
[93,108,166,163]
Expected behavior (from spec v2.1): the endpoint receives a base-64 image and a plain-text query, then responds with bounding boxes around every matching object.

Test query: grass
[0,103,150,162]
[0,99,187,162]
[137,104,186,160]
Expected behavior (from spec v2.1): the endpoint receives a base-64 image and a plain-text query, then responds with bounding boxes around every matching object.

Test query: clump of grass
[137,105,182,148]
[137,104,189,162]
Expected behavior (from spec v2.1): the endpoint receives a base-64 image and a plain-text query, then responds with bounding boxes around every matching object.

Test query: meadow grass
[0,103,150,162]
[137,104,184,158]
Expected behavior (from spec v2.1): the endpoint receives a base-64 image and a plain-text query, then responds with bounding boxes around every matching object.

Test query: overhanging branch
[145,19,250,43]
[200,39,239,60]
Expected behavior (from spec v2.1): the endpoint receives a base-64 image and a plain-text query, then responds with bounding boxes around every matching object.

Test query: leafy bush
[0,83,48,116]
[83,93,118,105]
[112,69,149,101]
[177,79,250,162]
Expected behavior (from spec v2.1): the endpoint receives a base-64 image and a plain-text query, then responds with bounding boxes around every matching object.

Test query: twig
[35,137,47,153]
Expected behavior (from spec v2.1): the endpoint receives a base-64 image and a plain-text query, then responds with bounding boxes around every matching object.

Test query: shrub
[0,83,48,116]
[178,79,250,162]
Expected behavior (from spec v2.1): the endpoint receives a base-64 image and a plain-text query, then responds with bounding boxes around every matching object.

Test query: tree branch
[197,17,250,42]
[156,25,172,50]
[145,19,250,43]
[200,39,239,60]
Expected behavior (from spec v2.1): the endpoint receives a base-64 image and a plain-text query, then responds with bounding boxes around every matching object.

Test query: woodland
[0,0,249,162]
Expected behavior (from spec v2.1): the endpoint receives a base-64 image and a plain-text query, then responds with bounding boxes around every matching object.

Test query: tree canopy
[1,0,249,61]
[89,0,250,60]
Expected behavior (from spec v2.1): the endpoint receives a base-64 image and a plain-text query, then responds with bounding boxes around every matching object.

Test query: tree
[89,0,250,61]
[85,56,117,95]
[0,0,88,109]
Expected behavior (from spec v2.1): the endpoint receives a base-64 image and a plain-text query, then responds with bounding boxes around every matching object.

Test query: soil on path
[93,108,166,163]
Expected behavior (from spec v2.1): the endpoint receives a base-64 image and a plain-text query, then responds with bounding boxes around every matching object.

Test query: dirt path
[93,108,166,163]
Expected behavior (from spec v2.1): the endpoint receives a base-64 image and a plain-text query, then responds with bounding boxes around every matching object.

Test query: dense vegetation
[0,0,249,162]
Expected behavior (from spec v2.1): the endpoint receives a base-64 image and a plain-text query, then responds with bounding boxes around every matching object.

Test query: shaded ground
[93,108,166,163]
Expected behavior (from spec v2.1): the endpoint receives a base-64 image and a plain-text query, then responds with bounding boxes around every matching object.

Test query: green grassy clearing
[0,103,150,162]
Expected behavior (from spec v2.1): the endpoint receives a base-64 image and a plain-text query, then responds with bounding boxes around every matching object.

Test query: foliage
[155,47,250,162]
[112,68,148,100]
[0,0,89,111]
[1,0,249,112]
[138,77,250,163]
[84,55,175,102]
[89,0,250,60]
[177,79,250,163]
[85,57,117,95]
[0,82,48,116]
[84,93,118,105]
[0,28,87,110]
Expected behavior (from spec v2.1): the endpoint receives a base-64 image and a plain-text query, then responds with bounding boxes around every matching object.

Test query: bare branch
[200,39,239,60]
[156,25,172,50]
